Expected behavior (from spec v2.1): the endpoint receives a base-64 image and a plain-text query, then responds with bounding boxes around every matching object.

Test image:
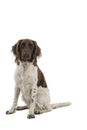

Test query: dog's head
[12,39,41,65]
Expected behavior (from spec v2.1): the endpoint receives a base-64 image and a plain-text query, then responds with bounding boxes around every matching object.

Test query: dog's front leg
[27,86,37,119]
[6,87,20,114]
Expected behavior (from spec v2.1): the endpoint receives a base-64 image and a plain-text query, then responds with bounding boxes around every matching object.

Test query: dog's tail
[51,102,71,109]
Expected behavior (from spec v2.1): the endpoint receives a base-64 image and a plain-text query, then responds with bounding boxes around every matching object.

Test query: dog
[6,39,71,119]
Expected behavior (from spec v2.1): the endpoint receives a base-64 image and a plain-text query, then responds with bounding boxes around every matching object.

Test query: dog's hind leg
[16,105,28,110]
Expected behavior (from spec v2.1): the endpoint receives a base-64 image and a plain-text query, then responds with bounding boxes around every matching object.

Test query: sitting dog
[6,39,71,119]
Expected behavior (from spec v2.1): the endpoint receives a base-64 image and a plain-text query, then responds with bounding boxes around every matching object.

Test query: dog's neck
[19,62,32,72]
[20,61,33,68]
[18,57,37,67]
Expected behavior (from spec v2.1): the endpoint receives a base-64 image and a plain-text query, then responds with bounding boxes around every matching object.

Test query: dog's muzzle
[22,53,31,61]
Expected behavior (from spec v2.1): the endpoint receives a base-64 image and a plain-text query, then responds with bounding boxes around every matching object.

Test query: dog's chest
[21,66,35,85]
[15,63,38,97]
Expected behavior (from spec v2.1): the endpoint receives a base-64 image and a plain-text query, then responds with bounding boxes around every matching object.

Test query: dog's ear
[32,40,41,57]
[12,43,17,55]
[31,40,41,65]
[12,40,23,65]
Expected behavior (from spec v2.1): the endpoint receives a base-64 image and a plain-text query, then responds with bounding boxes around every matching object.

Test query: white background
[0,0,87,129]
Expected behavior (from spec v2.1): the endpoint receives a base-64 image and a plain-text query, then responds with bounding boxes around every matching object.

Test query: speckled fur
[6,39,71,119]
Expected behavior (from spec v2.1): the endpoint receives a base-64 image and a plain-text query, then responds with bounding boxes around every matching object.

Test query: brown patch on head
[12,39,41,65]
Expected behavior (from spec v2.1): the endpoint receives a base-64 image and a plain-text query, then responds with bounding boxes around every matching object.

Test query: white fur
[6,61,71,118]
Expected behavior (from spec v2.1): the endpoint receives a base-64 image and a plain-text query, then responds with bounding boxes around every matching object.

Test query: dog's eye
[28,43,33,50]
[21,42,25,49]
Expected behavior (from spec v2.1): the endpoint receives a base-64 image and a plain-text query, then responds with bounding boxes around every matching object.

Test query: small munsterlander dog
[6,39,71,119]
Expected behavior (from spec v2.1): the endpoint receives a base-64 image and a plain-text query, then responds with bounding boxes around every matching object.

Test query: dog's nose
[23,53,30,59]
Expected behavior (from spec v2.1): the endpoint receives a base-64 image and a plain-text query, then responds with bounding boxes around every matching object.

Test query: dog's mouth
[21,53,32,62]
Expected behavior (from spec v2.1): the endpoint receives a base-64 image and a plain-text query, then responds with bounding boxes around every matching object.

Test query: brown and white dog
[6,39,71,119]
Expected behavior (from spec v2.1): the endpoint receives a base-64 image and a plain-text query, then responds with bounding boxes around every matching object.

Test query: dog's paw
[34,111,41,115]
[6,109,15,114]
[27,114,35,119]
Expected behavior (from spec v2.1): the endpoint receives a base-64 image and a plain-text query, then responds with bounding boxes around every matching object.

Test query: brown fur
[12,38,47,88]
[12,39,41,65]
